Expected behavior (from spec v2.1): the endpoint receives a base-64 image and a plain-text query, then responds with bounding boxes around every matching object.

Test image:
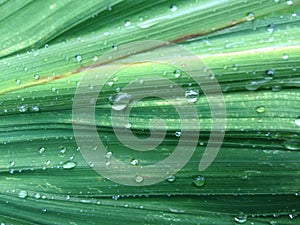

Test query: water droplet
[283,140,300,150]
[15,79,21,85]
[62,161,77,169]
[31,105,40,112]
[272,85,282,92]
[112,195,119,200]
[255,106,266,113]
[130,159,139,165]
[93,56,98,61]
[18,105,28,112]
[110,93,132,111]
[193,175,205,187]
[170,4,177,12]
[173,69,181,78]
[135,175,144,183]
[124,20,131,27]
[44,44,49,48]
[295,117,300,126]
[245,12,255,21]
[34,74,40,80]
[245,81,265,91]
[75,54,82,62]
[42,208,47,213]
[289,213,297,219]
[39,147,45,154]
[266,23,275,32]
[10,161,15,166]
[125,122,132,129]
[105,151,112,159]
[286,0,293,5]
[185,90,199,103]
[112,44,118,50]
[167,175,175,182]
[34,193,41,199]
[18,190,28,199]
[234,214,247,224]
[60,147,67,154]
[282,54,289,60]
[175,131,181,137]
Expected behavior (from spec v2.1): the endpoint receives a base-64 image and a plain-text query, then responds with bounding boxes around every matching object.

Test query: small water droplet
[295,117,300,126]
[42,208,47,213]
[185,90,199,103]
[105,151,113,159]
[124,20,131,26]
[245,12,255,21]
[112,195,119,200]
[266,23,275,32]
[34,74,40,80]
[75,55,82,62]
[167,175,176,182]
[193,175,205,187]
[286,0,293,5]
[245,81,265,91]
[15,79,21,85]
[18,190,28,199]
[39,147,45,154]
[60,147,67,154]
[170,4,177,12]
[282,54,289,60]
[112,44,118,50]
[234,214,247,224]
[135,175,144,183]
[110,93,132,111]
[93,56,98,61]
[62,161,77,169]
[34,193,41,199]
[18,105,28,112]
[255,106,266,113]
[130,159,139,165]
[175,131,181,137]
[289,213,297,219]
[10,161,15,166]
[173,69,181,78]
[272,85,282,92]
[31,105,40,112]
[125,122,132,129]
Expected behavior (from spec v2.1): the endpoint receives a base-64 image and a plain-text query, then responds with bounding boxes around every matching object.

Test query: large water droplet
[110,93,132,111]
[175,131,181,137]
[282,54,289,60]
[75,55,82,62]
[31,105,40,112]
[245,12,255,21]
[124,20,131,27]
[255,106,266,113]
[135,175,144,183]
[18,105,28,112]
[18,190,28,199]
[283,140,300,150]
[167,175,176,182]
[39,147,45,154]
[170,4,177,12]
[63,161,77,169]
[185,90,199,103]
[130,159,139,166]
[286,0,293,5]
[193,175,205,187]
[234,214,247,224]
[294,117,300,126]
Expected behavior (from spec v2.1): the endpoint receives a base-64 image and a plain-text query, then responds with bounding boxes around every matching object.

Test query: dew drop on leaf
[282,54,289,60]
[245,12,255,21]
[18,190,28,199]
[185,90,199,103]
[175,131,181,137]
[135,175,144,183]
[255,106,266,113]
[75,54,82,62]
[170,4,177,12]
[62,161,77,169]
[193,175,205,187]
[110,93,132,111]
[167,175,176,182]
[295,117,300,126]
[234,213,247,224]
